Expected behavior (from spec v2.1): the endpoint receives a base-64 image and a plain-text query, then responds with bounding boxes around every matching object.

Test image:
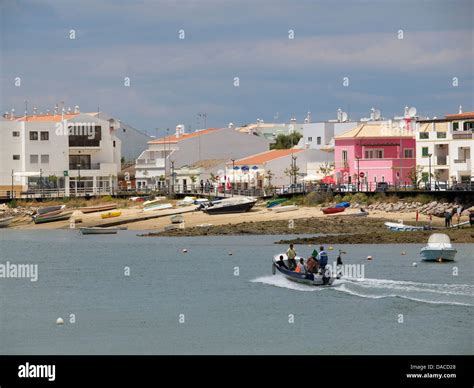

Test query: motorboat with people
[201,197,257,214]
[271,251,343,286]
[420,233,457,262]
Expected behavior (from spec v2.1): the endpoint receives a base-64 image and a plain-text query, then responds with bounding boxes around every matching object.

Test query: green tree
[271,133,302,149]
[284,164,300,185]
[265,170,275,189]
[407,165,424,188]
[318,161,335,176]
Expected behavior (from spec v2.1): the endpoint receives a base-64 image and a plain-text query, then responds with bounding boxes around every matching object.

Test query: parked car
[426,182,448,191]
[336,184,356,192]
[279,183,304,194]
[375,182,389,192]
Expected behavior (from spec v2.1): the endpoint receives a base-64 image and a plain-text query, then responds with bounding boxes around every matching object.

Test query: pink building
[334,122,416,188]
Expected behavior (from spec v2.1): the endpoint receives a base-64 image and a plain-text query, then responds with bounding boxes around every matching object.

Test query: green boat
[33,211,73,224]
[266,198,288,208]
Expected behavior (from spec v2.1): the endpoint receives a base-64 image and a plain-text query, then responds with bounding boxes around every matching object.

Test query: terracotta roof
[15,113,80,122]
[232,148,304,165]
[148,128,222,144]
[335,122,415,139]
[445,112,474,120]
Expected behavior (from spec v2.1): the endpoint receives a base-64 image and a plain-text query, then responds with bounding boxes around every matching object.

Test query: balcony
[436,156,448,166]
[135,158,165,168]
[453,159,471,171]
[452,131,473,140]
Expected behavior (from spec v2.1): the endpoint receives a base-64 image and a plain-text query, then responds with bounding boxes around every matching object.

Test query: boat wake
[253,275,474,306]
[334,278,474,306]
[251,276,326,292]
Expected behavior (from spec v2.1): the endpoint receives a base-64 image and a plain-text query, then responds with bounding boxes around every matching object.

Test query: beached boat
[266,198,288,208]
[143,197,166,207]
[272,254,335,286]
[34,211,73,224]
[322,207,345,215]
[271,205,298,213]
[101,211,122,219]
[335,201,350,208]
[384,220,425,231]
[36,205,65,216]
[177,196,196,206]
[170,214,184,224]
[143,203,173,212]
[0,216,14,228]
[202,197,257,215]
[420,233,457,262]
[79,203,117,214]
[79,227,120,235]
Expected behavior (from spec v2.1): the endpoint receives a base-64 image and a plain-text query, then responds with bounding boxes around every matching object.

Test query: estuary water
[0,230,472,355]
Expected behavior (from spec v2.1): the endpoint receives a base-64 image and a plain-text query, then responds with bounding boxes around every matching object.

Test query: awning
[321,176,336,184]
[303,173,324,182]
[13,172,41,177]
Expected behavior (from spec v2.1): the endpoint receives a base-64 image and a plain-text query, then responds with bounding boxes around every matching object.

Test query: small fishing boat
[170,214,184,224]
[143,197,166,207]
[271,205,298,213]
[143,203,173,212]
[79,203,117,214]
[420,233,457,262]
[272,254,336,286]
[36,205,65,216]
[79,227,120,235]
[322,207,345,214]
[202,197,257,215]
[266,198,288,208]
[0,216,15,228]
[34,211,73,224]
[177,196,196,206]
[384,220,425,231]
[101,211,122,219]
[335,201,350,208]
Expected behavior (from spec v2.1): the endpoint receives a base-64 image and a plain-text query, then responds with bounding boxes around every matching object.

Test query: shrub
[341,194,353,203]
[352,192,368,204]
[333,194,342,204]
[303,192,333,206]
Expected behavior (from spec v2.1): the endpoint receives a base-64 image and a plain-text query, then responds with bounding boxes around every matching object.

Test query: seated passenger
[306,256,319,273]
[277,255,289,270]
[295,257,307,274]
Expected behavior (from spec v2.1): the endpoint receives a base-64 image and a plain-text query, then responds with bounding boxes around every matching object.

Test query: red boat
[322,207,345,215]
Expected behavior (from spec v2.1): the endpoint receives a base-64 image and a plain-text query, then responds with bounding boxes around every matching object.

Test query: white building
[416,110,473,186]
[89,112,151,162]
[135,125,270,190]
[225,148,331,189]
[0,111,121,197]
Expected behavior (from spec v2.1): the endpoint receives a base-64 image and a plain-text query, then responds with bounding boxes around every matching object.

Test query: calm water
[0,230,472,355]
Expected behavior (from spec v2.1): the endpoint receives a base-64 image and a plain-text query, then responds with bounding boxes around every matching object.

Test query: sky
[0,0,473,135]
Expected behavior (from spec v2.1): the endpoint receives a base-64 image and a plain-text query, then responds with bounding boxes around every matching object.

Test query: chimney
[459,105,463,114]
[10,108,15,120]
[74,105,80,113]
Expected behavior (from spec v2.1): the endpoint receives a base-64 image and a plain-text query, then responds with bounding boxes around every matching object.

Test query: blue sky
[1,0,472,135]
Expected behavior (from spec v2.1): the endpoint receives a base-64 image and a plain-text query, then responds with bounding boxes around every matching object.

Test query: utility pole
[356,156,360,192]
[231,159,235,197]
[11,169,14,199]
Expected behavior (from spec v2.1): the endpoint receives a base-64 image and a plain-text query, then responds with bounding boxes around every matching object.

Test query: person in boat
[306,250,319,273]
[286,244,297,270]
[295,258,307,274]
[317,246,328,272]
[276,255,289,270]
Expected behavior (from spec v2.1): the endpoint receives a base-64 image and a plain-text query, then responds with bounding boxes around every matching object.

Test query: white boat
[143,197,165,206]
[271,205,298,213]
[0,216,14,228]
[385,220,425,231]
[143,203,173,212]
[202,197,257,214]
[79,227,121,235]
[420,233,457,262]
[177,196,196,206]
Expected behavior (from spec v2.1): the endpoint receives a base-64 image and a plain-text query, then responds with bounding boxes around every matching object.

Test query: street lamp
[77,163,81,196]
[427,153,432,190]
[355,156,360,192]
[231,159,235,197]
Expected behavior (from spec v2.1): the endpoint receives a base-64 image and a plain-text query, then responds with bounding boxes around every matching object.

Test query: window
[41,154,49,164]
[308,137,312,142]
[452,122,459,131]
[436,132,446,139]
[29,131,38,140]
[404,149,414,158]
[342,150,348,162]
[68,125,101,147]
[12,131,20,137]
[419,133,429,139]
[316,136,321,145]
[69,155,91,170]
[421,147,429,157]
[30,154,38,164]
[113,141,116,147]
[464,121,474,132]
[364,149,383,159]
[13,155,20,160]
[40,131,49,140]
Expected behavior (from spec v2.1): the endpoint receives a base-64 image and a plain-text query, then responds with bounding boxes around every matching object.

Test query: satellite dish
[374,109,381,120]
[341,112,348,122]
[408,107,417,117]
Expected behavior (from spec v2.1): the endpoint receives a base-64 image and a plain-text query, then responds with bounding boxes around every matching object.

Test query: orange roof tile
[233,148,304,165]
[15,113,80,122]
[445,112,474,120]
[148,128,222,144]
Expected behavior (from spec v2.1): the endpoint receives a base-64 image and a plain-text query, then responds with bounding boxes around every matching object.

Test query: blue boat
[272,254,335,286]
[335,201,350,208]
[420,234,457,262]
